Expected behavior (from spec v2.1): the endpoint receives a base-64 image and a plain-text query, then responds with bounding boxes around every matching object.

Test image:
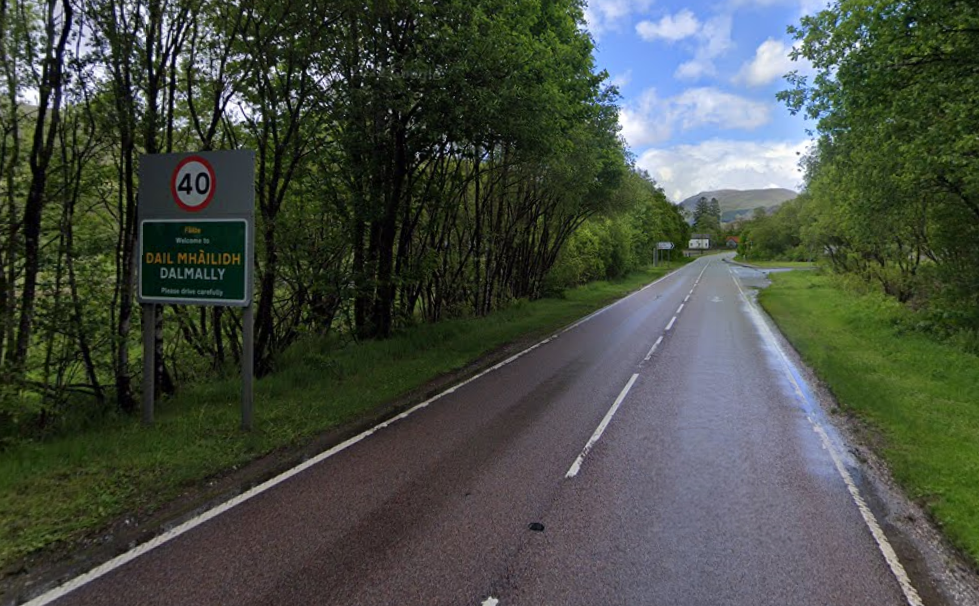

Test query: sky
[584,0,825,202]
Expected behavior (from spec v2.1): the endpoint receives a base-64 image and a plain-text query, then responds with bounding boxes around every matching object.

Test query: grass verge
[0,260,689,573]
[733,257,817,269]
[759,271,979,564]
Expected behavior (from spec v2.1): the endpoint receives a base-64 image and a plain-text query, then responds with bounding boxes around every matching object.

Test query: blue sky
[584,0,824,201]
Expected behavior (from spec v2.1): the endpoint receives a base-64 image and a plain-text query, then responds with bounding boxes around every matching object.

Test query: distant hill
[679,188,797,223]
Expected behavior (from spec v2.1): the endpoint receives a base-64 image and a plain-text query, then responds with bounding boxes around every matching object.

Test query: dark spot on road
[528,522,545,532]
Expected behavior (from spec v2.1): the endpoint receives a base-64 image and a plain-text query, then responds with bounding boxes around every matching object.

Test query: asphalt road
[34,255,920,605]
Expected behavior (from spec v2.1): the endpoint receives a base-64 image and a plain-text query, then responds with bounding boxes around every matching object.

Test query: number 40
[178,171,210,196]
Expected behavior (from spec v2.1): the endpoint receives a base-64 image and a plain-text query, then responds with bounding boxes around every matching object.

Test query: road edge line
[21,262,697,606]
[730,271,923,606]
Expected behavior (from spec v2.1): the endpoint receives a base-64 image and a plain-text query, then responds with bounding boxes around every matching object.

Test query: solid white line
[665,316,677,331]
[482,598,500,606]
[809,420,924,606]
[566,374,639,478]
[643,336,664,362]
[731,273,924,606]
[23,262,698,606]
[676,303,684,314]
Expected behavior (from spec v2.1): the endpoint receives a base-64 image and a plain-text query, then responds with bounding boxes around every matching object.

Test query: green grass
[760,271,979,564]
[733,256,817,269]
[0,261,689,571]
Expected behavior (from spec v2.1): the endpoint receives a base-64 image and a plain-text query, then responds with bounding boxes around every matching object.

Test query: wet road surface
[32,256,917,605]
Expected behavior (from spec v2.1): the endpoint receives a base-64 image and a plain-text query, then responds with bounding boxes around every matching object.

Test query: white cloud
[610,69,633,90]
[734,38,795,86]
[672,14,733,80]
[727,0,828,12]
[797,0,829,15]
[636,10,701,42]
[584,0,656,38]
[636,138,811,202]
[619,87,772,148]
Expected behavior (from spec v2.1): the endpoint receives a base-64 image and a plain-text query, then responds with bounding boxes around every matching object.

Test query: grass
[0,260,689,572]
[733,256,817,269]
[760,271,979,564]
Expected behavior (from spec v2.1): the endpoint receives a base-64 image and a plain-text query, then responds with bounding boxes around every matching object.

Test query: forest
[0,0,689,442]
[736,0,979,350]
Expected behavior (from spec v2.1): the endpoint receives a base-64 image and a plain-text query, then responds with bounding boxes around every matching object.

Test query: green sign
[139,219,248,305]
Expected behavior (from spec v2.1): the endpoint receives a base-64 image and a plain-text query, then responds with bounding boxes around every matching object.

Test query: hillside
[679,188,797,223]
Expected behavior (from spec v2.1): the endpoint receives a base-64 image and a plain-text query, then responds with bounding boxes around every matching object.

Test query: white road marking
[665,316,677,331]
[21,259,705,606]
[482,598,500,606]
[684,294,690,303]
[676,303,684,314]
[731,273,924,606]
[566,373,639,478]
[643,336,664,362]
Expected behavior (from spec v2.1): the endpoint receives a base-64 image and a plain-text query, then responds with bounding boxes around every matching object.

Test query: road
[30,255,922,605]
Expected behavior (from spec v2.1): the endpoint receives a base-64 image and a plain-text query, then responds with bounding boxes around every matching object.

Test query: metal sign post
[137,151,255,429]
[656,242,674,269]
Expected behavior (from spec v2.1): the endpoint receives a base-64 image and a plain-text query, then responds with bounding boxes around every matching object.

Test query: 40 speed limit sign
[137,150,256,429]
[171,155,216,212]
[138,151,254,307]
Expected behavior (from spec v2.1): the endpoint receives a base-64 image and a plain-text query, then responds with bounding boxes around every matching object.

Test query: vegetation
[761,271,979,564]
[789,0,979,332]
[736,198,816,262]
[0,0,689,442]
[0,260,686,571]
[690,196,721,240]
[734,0,979,350]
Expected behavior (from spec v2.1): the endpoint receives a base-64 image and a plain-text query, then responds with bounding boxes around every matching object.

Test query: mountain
[678,188,797,223]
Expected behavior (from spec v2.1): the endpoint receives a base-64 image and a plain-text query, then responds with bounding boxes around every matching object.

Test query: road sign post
[138,151,255,429]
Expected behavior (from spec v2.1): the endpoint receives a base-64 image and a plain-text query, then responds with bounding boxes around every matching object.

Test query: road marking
[665,316,677,331]
[482,598,500,606]
[566,373,639,478]
[731,273,924,606]
[643,336,664,362]
[684,294,690,303]
[21,258,706,606]
[676,303,684,314]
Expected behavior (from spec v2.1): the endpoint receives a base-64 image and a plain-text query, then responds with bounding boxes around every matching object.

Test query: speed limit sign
[171,155,216,212]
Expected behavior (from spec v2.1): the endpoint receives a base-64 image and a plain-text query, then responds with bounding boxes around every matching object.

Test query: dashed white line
[684,294,690,303]
[21,264,701,606]
[566,373,639,478]
[665,316,677,331]
[643,336,664,362]
[731,272,924,606]
[676,303,684,314]
[482,598,500,606]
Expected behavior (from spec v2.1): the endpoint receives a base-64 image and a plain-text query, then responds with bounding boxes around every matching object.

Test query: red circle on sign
[171,155,216,212]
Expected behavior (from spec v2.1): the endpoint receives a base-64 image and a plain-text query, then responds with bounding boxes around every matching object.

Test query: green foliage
[774,0,979,333]
[0,0,635,436]
[547,168,688,292]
